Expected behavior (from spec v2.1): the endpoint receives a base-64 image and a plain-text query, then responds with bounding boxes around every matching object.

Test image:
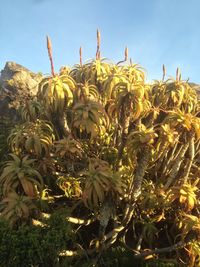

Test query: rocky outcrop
[0,62,43,119]
[0,62,43,97]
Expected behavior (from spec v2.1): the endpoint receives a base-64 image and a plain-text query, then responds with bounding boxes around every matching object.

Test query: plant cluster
[0,210,73,267]
[0,31,200,266]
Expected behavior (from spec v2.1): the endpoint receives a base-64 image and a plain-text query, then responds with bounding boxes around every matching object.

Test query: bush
[0,211,73,267]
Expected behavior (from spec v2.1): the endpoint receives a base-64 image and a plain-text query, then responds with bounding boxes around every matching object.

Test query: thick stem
[106,146,152,245]
[118,147,151,231]
[99,196,114,239]
[130,146,151,201]
[133,240,186,259]
[164,143,189,190]
[154,140,169,163]
[116,129,127,170]
[194,139,200,157]
[96,201,136,248]
[162,142,180,175]
[116,104,130,170]
[183,135,195,183]
[58,113,70,137]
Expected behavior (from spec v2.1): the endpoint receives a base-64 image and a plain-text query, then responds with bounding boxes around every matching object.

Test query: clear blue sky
[1,0,200,83]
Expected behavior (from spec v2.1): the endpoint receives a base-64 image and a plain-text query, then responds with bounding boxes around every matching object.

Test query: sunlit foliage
[0,31,199,266]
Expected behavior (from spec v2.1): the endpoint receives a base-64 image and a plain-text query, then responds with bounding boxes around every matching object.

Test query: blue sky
[1,0,200,83]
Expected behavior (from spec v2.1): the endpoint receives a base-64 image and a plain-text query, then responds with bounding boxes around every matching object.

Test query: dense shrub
[0,211,73,267]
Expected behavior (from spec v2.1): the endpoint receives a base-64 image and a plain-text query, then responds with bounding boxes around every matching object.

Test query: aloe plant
[0,154,43,197]
[0,31,199,267]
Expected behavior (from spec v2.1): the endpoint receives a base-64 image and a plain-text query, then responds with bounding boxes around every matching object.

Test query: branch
[133,230,199,259]
[164,143,189,190]
[133,241,186,259]
[67,216,95,225]
[40,212,95,225]
[129,146,151,201]
[59,250,79,257]
[183,134,195,183]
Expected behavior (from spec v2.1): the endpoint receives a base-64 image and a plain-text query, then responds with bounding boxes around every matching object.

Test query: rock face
[0,62,43,97]
[0,62,43,120]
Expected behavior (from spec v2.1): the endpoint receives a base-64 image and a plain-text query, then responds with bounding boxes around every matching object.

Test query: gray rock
[0,62,43,120]
[0,61,43,98]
